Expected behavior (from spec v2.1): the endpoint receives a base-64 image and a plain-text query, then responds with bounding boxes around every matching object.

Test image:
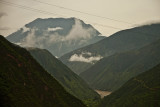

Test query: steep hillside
[6,17,104,57]
[60,24,160,74]
[99,63,160,107]
[80,38,160,91]
[28,48,100,106]
[0,35,85,107]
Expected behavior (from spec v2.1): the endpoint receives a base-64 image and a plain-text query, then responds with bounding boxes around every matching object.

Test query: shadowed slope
[80,38,160,91]
[28,48,100,106]
[0,35,85,107]
[60,24,160,74]
[99,63,160,107]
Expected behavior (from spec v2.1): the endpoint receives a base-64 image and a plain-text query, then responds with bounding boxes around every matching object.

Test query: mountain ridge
[27,48,100,106]
[6,17,104,57]
[60,23,160,74]
[0,35,85,107]
[99,63,160,107]
[80,38,160,91]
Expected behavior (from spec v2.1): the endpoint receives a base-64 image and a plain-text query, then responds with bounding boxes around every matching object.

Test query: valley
[1,14,160,107]
[60,23,160,74]
[95,90,111,98]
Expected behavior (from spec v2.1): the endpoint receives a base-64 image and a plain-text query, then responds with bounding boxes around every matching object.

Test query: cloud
[48,27,63,32]
[21,29,36,47]
[81,52,92,56]
[48,18,97,43]
[19,18,98,51]
[69,52,103,64]
[15,42,21,45]
[21,28,46,48]
[0,12,7,18]
[65,19,96,41]
[22,26,30,33]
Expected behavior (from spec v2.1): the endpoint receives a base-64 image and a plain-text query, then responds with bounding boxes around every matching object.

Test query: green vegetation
[80,38,160,91]
[99,63,160,107]
[60,24,160,74]
[0,35,85,107]
[28,48,100,106]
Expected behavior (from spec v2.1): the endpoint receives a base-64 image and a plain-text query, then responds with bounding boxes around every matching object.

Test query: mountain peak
[6,17,104,57]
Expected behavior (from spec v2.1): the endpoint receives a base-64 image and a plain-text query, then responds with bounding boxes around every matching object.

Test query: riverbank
[95,90,111,98]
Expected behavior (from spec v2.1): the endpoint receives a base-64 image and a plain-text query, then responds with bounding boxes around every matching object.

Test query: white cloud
[48,32,63,43]
[48,27,63,32]
[69,52,103,63]
[44,18,97,44]
[19,18,99,52]
[55,56,58,58]
[22,26,30,33]
[15,42,21,45]
[21,29,36,47]
[81,52,92,56]
[65,19,96,41]
[21,29,46,48]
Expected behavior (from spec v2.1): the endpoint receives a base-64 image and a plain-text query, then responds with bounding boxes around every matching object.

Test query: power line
[0,0,124,30]
[0,0,158,37]
[92,23,123,30]
[0,0,65,17]
[31,0,134,25]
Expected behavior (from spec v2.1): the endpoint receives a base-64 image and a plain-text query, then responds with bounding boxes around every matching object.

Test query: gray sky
[0,0,160,37]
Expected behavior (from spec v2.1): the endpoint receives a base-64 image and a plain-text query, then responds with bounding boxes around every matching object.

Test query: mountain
[60,23,160,74]
[27,48,100,106]
[80,38,160,91]
[6,17,104,57]
[0,35,85,107]
[99,63,160,107]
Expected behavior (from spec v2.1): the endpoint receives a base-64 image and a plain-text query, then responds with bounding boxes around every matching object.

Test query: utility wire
[31,0,134,25]
[0,0,65,17]
[0,0,158,37]
[0,0,124,30]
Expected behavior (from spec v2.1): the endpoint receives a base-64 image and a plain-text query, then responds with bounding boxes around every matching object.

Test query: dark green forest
[1,22,160,107]
[99,63,160,107]
[28,48,100,106]
[80,38,160,91]
[0,35,85,107]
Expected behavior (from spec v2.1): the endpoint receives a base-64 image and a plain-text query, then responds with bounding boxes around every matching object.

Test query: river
[95,90,111,98]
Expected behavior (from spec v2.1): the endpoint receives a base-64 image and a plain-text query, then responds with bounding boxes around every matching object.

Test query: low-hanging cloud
[69,52,103,64]
[48,27,63,32]
[65,19,96,41]
[22,26,30,33]
[81,52,92,56]
[20,18,98,48]
[47,18,98,44]
[21,28,47,48]
[17,18,100,57]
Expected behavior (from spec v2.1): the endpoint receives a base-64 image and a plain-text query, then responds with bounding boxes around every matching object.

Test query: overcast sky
[0,0,160,37]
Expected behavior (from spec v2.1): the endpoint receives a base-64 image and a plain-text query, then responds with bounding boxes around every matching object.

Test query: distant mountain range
[60,23,160,74]
[6,17,104,57]
[0,35,85,107]
[27,48,100,106]
[80,38,160,91]
[99,63,160,107]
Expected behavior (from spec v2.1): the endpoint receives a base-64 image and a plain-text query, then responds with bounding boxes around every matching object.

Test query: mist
[69,52,103,63]
[20,18,97,48]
